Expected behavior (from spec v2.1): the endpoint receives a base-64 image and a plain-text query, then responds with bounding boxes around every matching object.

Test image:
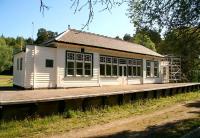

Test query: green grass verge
[0,75,13,87]
[0,91,200,138]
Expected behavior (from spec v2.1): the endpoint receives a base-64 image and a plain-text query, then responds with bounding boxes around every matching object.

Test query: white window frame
[17,58,19,71]
[84,54,92,76]
[136,59,142,77]
[112,57,118,77]
[100,56,106,76]
[128,59,133,77]
[66,51,92,77]
[154,61,159,77]
[146,60,151,77]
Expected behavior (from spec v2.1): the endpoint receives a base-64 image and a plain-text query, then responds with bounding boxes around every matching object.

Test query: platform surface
[1,83,200,105]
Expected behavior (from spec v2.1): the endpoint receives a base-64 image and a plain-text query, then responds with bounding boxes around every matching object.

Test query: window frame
[136,59,142,77]
[146,60,151,77]
[112,57,118,76]
[45,59,54,68]
[100,55,143,78]
[65,50,93,77]
[17,58,19,71]
[127,59,133,77]
[154,61,159,77]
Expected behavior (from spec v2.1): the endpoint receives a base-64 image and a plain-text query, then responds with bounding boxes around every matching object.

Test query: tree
[136,27,161,47]
[115,36,122,40]
[123,34,132,42]
[39,0,125,29]
[0,44,12,72]
[0,37,6,46]
[128,0,200,81]
[128,0,200,32]
[133,32,157,52]
[159,27,200,81]
[26,37,34,45]
[35,28,58,44]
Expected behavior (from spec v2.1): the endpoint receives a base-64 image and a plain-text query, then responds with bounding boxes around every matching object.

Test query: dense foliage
[128,0,200,81]
[0,39,12,72]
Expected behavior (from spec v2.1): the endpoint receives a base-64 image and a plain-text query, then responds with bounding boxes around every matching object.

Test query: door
[119,65,128,85]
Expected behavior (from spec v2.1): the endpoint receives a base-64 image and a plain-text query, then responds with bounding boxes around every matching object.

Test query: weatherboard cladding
[53,29,163,57]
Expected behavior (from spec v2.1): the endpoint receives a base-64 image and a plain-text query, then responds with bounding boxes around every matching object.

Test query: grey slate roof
[51,29,163,57]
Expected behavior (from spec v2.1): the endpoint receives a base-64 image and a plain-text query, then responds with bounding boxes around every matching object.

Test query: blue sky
[0,0,135,39]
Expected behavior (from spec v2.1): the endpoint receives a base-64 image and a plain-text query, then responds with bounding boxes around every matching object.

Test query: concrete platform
[1,83,200,105]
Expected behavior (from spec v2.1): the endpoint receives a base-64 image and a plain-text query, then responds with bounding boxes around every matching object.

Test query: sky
[0,0,136,40]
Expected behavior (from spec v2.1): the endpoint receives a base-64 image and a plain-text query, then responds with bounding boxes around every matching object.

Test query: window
[146,61,151,77]
[100,56,142,77]
[128,66,132,76]
[112,57,118,76]
[76,62,83,75]
[132,59,142,77]
[106,64,112,76]
[20,58,23,70]
[66,51,92,76]
[100,56,106,76]
[84,54,92,76]
[100,64,106,76]
[17,58,19,70]
[46,59,53,68]
[154,61,159,77]
[128,59,133,76]
[66,52,75,76]
[17,58,23,71]
[119,58,126,64]
[85,62,91,75]
[76,53,84,76]
[133,59,137,76]
[136,60,142,77]
[112,65,118,76]
[67,61,75,75]
[100,56,118,76]
[106,57,112,76]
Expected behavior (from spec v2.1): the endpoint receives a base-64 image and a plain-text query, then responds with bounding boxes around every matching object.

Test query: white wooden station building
[13,29,169,89]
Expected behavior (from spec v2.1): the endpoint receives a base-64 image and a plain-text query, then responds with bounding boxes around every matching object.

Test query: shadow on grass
[93,100,200,138]
[0,86,23,91]
[93,118,200,138]
[185,100,200,108]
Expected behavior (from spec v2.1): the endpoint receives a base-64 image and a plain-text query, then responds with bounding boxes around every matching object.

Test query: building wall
[16,44,165,89]
[161,60,169,83]
[56,46,99,88]
[13,52,25,87]
[33,46,56,88]
[143,60,162,84]
[24,45,34,88]
[55,43,163,87]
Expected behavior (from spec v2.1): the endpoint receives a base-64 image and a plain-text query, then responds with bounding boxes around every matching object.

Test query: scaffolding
[165,55,181,82]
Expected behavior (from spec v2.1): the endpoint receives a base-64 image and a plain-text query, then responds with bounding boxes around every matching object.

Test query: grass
[0,91,200,138]
[0,75,13,87]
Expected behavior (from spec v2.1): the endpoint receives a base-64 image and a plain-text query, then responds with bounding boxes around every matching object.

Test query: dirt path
[51,100,200,138]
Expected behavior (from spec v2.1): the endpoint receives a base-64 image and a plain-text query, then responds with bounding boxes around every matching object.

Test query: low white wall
[33,46,56,88]
[100,77,120,86]
[128,77,142,84]
[13,52,25,87]
[144,77,162,84]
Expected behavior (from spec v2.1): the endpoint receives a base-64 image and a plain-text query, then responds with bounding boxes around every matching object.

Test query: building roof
[46,29,163,57]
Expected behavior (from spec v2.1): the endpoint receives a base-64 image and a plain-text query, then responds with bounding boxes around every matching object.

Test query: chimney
[68,25,71,30]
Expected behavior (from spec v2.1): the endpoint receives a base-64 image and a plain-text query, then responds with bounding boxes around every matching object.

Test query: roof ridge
[69,28,143,47]
[54,28,163,57]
